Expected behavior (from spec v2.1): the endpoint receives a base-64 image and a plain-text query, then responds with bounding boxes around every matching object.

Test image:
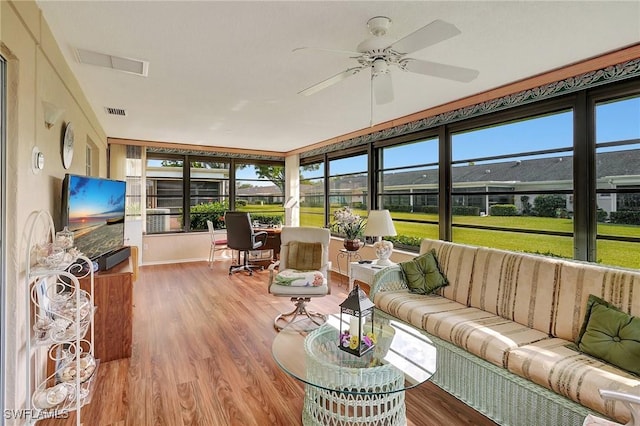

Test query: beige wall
[1,0,107,417]
[142,233,211,265]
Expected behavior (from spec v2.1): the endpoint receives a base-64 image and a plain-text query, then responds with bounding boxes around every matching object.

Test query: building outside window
[328,153,368,231]
[594,93,640,268]
[235,162,285,226]
[189,158,230,231]
[145,154,283,232]
[450,110,575,258]
[145,154,184,233]
[377,137,440,247]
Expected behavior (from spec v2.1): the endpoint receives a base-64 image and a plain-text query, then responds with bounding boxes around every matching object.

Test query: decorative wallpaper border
[301,58,640,158]
[146,146,284,162]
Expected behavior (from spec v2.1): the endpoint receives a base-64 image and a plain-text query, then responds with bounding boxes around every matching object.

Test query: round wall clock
[62,122,74,169]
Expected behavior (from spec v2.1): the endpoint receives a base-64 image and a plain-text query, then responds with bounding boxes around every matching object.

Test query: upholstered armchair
[268,226,331,330]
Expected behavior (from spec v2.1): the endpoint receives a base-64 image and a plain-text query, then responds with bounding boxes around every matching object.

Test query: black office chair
[224,211,268,275]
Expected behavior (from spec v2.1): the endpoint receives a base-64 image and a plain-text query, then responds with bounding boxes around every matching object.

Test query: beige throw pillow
[287,241,322,271]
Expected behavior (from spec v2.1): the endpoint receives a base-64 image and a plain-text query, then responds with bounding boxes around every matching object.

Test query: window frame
[300,76,640,268]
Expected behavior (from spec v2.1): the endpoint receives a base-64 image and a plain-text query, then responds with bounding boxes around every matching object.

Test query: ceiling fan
[295,16,479,105]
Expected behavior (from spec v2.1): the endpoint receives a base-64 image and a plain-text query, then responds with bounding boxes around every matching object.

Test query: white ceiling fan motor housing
[367,16,392,36]
[372,59,389,75]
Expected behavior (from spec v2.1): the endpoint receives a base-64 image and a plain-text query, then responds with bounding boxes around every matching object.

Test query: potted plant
[330,207,366,251]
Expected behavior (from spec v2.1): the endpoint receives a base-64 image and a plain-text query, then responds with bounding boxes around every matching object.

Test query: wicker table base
[302,325,407,426]
[302,385,406,426]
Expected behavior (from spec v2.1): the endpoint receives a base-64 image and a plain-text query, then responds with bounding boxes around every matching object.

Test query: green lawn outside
[238,204,284,214]
[296,205,640,270]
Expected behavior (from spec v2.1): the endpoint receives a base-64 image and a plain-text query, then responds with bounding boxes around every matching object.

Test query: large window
[595,94,640,268]
[189,158,230,231]
[146,154,184,233]
[328,153,368,226]
[377,137,440,245]
[302,77,640,269]
[145,153,282,233]
[450,110,575,258]
[300,159,324,227]
[235,162,284,225]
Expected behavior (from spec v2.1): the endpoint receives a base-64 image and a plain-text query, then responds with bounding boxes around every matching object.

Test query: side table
[336,249,361,288]
[348,261,396,292]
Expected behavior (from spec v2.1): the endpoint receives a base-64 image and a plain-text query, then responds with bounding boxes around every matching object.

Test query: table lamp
[363,210,397,266]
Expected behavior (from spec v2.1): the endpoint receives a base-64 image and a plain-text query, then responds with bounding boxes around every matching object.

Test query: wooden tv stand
[80,258,133,362]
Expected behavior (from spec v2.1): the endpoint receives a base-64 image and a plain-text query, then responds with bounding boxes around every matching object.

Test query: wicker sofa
[370,239,640,426]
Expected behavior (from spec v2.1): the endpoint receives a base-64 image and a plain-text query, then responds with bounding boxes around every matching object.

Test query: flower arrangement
[330,207,366,240]
[339,330,377,350]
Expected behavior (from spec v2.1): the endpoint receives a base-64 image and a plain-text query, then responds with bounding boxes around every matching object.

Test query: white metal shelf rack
[25,210,97,425]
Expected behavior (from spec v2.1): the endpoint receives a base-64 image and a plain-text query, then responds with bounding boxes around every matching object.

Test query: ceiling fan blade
[373,71,393,105]
[401,59,479,82]
[389,19,461,54]
[298,67,363,96]
[293,47,361,57]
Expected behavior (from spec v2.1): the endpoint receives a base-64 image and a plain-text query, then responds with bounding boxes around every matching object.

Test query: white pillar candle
[349,316,361,336]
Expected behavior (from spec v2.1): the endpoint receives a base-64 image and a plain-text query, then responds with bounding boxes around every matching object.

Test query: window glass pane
[328,154,367,212]
[451,110,574,253]
[235,162,284,225]
[452,111,573,161]
[378,139,438,251]
[300,161,324,227]
[145,156,183,233]
[330,155,367,176]
[382,139,438,169]
[453,227,574,258]
[596,96,640,144]
[595,95,640,269]
[189,160,229,231]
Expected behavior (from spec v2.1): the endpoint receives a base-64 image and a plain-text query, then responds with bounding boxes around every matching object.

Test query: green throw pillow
[399,249,448,295]
[576,294,640,375]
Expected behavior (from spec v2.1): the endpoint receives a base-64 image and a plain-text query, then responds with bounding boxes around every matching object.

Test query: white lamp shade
[364,210,397,237]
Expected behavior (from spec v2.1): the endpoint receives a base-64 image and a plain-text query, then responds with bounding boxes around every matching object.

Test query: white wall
[1,1,107,419]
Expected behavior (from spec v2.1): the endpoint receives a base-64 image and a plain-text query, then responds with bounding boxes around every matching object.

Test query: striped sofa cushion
[419,239,477,306]
[507,338,640,423]
[551,261,640,342]
[422,307,550,367]
[468,247,563,334]
[374,290,467,329]
[374,290,550,367]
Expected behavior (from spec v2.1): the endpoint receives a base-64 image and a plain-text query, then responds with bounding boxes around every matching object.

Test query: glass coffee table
[272,311,437,426]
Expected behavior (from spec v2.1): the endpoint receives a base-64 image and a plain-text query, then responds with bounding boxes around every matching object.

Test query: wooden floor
[39,260,498,426]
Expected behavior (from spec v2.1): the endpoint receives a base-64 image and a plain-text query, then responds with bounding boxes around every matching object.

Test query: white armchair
[268,226,331,330]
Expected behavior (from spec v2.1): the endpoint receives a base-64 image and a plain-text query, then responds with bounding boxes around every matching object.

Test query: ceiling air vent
[105,107,127,117]
[74,48,149,77]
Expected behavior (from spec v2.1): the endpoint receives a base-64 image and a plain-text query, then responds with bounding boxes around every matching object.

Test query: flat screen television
[61,174,126,261]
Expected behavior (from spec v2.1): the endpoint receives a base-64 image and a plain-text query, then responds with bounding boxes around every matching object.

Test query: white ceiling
[37,1,640,153]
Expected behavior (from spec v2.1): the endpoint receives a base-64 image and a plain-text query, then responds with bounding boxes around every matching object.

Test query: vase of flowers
[330,207,366,251]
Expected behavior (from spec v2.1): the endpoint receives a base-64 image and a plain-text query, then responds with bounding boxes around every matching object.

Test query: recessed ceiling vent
[105,107,127,117]
[74,48,149,77]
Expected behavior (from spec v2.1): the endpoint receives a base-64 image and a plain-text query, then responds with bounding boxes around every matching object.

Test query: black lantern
[338,284,375,356]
